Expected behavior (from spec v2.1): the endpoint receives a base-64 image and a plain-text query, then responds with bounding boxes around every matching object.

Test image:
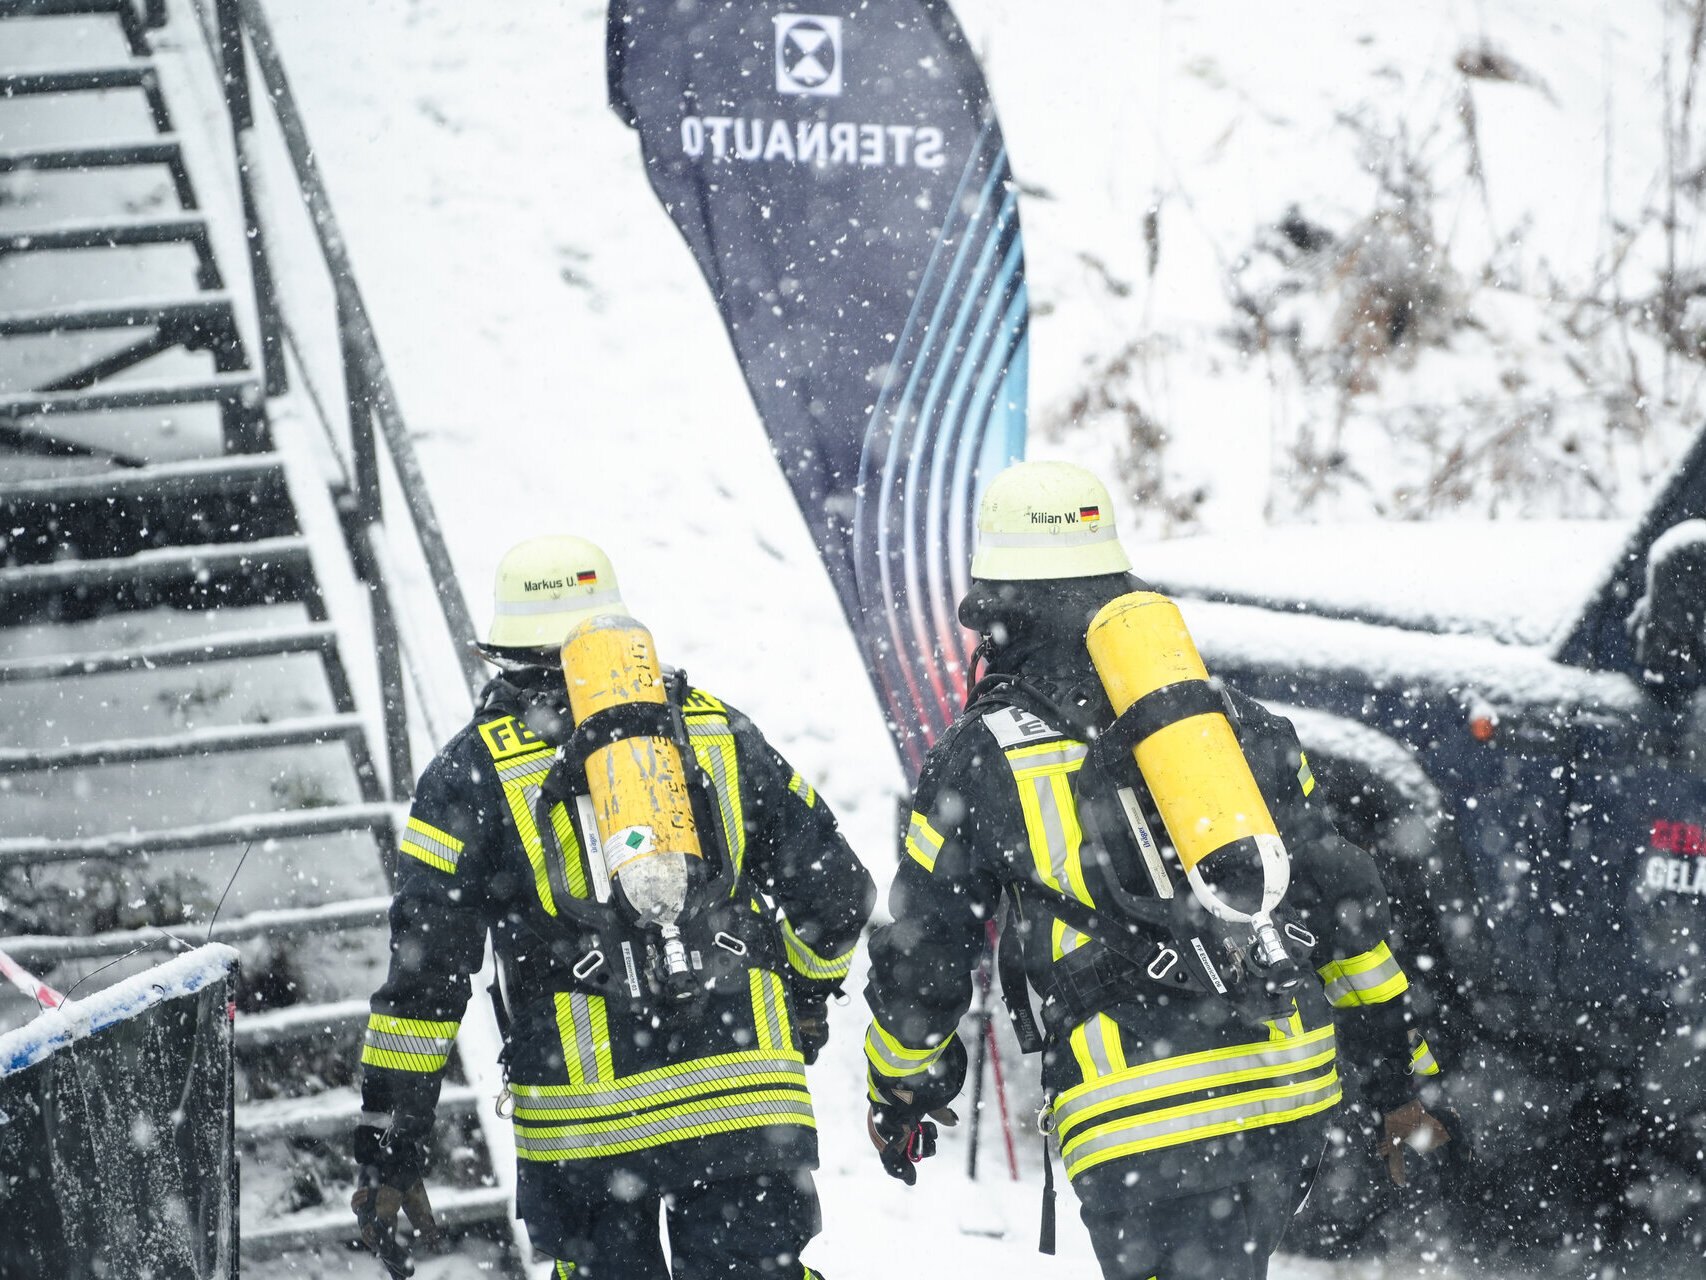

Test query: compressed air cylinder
[1086,591,1288,926]
[561,615,703,948]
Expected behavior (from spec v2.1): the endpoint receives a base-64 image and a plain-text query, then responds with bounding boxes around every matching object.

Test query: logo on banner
[775,14,843,96]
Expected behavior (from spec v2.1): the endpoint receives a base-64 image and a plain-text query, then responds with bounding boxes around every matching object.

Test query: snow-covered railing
[0,944,240,1279]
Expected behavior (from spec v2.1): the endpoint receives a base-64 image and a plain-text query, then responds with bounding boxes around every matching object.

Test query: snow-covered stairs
[0,2,517,1273]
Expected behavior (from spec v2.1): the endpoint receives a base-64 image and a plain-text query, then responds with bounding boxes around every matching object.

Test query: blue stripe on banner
[950,281,1029,608]
[909,192,1020,690]
[852,119,1027,769]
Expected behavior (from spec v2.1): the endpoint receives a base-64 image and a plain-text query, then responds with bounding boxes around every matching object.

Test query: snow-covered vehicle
[1146,437,1706,1248]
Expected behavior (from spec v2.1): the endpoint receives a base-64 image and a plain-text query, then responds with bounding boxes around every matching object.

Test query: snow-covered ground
[244,2,1701,1276]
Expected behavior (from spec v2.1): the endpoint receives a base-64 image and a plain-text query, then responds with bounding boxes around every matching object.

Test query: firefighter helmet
[969,461,1131,581]
[484,535,625,650]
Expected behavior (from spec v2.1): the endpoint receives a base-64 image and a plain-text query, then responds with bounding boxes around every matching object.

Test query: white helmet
[484,535,626,650]
[969,461,1131,580]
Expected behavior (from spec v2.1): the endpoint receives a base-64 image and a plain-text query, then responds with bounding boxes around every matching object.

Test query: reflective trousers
[533,1167,822,1280]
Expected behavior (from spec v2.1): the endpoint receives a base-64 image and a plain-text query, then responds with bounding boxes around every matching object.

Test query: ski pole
[966,926,994,1180]
[984,920,1019,1181]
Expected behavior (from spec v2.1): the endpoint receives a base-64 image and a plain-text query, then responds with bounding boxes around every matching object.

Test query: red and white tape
[0,946,63,1010]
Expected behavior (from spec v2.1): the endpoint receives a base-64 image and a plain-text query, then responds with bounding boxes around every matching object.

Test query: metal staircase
[0,1,516,1272]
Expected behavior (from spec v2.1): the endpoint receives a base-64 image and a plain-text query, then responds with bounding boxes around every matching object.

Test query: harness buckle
[713,931,748,957]
[1283,921,1317,949]
[1146,946,1179,980]
[572,949,605,981]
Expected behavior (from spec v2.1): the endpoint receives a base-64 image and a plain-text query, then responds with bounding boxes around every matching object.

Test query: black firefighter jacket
[864,612,1437,1201]
[360,670,875,1204]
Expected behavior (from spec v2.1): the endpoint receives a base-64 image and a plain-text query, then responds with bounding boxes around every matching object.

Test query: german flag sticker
[1080,505,1101,522]
[576,570,598,585]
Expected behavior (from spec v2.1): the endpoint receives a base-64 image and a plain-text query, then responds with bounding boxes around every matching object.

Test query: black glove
[792,983,839,1065]
[351,1123,440,1278]
[867,1036,967,1186]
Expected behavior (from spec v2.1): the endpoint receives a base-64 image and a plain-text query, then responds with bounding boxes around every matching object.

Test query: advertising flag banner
[609,0,1028,776]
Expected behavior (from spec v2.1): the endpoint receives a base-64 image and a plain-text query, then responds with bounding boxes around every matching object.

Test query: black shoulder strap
[997,885,1045,1054]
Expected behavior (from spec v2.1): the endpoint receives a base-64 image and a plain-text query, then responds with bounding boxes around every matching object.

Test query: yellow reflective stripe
[487,745,560,915]
[1409,1039,1441,1077]
[686,714,745,876]
[1318,942,1409,1008]
[1298,751,1315,796]
[399,839,457,873]
[513,1090,814,1161]
[681,688,727,715]
[1053,1022,1337,1123]
[1069,1013,1128,1079]
[1061,1070,1342,1177]
[554,993,612,1085]
[1004,742,1095,910]
[782,920,853,982]
[512,1063,807,1121]
[405,817,463,853]
[749,969,790,1053]
[511,1048,805,1098]
[905,811,945,872]
[548,802,590,900]
[1051,915,1090,960]
[361,1015,457,1073]
[787,771,818,808]
[865,1020,953,1078]
[1056,1042,1338,1137]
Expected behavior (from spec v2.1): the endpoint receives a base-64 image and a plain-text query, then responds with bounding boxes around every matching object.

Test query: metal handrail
[206,0,488,797]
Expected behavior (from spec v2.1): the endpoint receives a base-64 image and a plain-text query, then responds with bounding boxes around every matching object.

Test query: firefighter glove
[866,1036,966,1186]
[794,989,833,1066]
[1376,1098,1454,1187]
[352,1123,440,1278]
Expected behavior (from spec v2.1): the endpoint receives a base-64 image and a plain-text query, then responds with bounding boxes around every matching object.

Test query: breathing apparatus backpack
[477,643,783,1035]
[986,591,1319,1053]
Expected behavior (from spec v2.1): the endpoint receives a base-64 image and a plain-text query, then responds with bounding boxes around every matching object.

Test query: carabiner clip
[713,931,748,957]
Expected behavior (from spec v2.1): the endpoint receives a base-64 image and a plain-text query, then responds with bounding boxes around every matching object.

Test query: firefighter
[861,462,1454,1280]
[352,535,873,1279]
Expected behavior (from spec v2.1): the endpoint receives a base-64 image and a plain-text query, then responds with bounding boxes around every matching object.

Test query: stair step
[0,213,208,254]
[0,372,259,420]
[0,452,281,511]
[237,1083,481,1144]
[0,139,181,173]
[0,619,329,682]
[0,138,193,206]
[0,801,401,867]
[1,896,392,965]
[241,1185,511,1260]
[0,0,150,45]
[0,710,368,773]
[0,293,237,336]
[0,533,310,601]
[234,998,369,1051]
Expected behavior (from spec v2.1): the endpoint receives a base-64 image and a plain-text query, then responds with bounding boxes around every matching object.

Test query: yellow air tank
[1086,591,1290,961]
[562,614,703,986]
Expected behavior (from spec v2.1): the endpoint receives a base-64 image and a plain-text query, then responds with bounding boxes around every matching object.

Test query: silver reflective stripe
[1053,1027,1337,1132]
[1030,774,1075,892]
[513,1096,815,1157]
[757,972,786,1050]
[978,525,1118,549]
[493,589,622,616]
[1322,950,1406,1006]
[686,720,741,855]
[1082,1018,1117,1077]
[1010,743,1088,772]
[513,1056,807,1116]
[866,1027,946,1075]
[364,1028,453,1057]
[1062,1076,1341,1167]
[358,1110,394,1128]
[568,993,600,1081]
[499,755,552,784]
[402,827,462,867]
